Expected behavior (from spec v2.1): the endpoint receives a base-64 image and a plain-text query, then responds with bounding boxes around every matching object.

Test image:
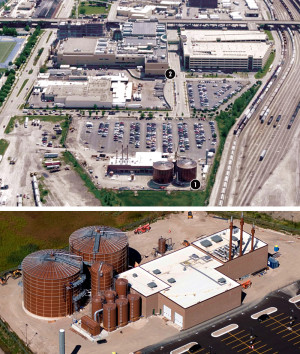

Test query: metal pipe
[229,216,233,260]
[97,262,103,296]
[59,329,65,354]
[251,224,255,252]
[94,308,103,323]
[239,212,244,257]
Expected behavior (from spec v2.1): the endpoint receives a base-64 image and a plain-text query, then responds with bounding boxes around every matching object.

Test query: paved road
[140,281,300,354]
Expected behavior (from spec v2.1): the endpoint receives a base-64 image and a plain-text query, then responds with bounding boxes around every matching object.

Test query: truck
[259,149,267,161]
[44,153,58,159]
[24,117,28,128]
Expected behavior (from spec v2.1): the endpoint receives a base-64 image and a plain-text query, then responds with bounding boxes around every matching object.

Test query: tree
[89,110,92,117]
[166,112,169,117]
[93,104,98,111]
[140,112,145,119]
[148,112,153,119]
[25,25,30,32]
[102,110,105,116]
[80,8,86,15]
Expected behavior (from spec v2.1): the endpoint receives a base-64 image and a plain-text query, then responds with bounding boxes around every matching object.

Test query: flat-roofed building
[57,21,105,40]
[181,30,271,71]
[188,0,218,8]
[56,29,168,76]
[42,77,113,108]
[117,225,268,330]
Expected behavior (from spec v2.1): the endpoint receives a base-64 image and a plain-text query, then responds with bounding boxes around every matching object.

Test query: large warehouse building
[55,22,168,76]
[188,0,218,8]
[117,220,268,330]
[181,30,271,71]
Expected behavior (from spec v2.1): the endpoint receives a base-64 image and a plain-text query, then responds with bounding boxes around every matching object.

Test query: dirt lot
[0,212,299,354]
[1,120,100,206]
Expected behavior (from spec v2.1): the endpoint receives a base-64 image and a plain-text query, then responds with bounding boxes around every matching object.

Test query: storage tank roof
[153,161,174,170]
[177,159,197,169]
[22,250,81,279]
[69,226,128,255]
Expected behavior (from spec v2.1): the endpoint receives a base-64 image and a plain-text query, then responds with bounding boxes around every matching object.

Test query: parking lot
[79,117,217,161]
[144,283,300,354]
[187,80,245,111]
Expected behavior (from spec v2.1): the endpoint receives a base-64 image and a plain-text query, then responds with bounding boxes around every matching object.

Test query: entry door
[163,305,171,320]
[174,312,183,328]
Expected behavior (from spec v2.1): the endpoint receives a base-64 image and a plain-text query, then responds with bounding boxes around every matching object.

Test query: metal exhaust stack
[59,329,65,354]
[251,223,255,252]
[229,216,233,260]
[239,212,244,257]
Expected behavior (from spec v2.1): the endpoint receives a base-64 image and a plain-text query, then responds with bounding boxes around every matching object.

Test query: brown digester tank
[104,290,116,303]
[22,250,82,318]
[90,262,113,297]
[116,298,129,327]
[176,159,197,183]
[103,303,117,332]
[128,293,141,322]
[92,294,105,323]
[69,226,128,273]
[115,278,128,298]
[153,161,174,184]
[158,237,166,254]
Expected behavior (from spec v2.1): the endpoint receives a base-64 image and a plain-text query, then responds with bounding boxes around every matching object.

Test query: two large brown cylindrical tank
[176,158,197,183]
[90,262,113,297]
[103,303,117,332]
[91,294,105,323]
[116,298,129,327]
[115,278,128,298]
[153,161,174,184]
[158,237,166,254]
[128,293,141,322]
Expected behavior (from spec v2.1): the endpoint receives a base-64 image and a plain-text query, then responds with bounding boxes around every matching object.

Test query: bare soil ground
[1,121,100,206]
[0,212,299,354]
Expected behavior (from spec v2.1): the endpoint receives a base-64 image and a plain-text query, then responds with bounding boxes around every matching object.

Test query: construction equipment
[182,240,190,247]
[0,270,22,285]
[188,211,193,219]
[241,280,252,289]
[134,224,151,234]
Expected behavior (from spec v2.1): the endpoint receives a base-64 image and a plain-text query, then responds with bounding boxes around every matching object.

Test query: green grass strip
[0,139,9,156]
[255,51,275,79]
[16,78,28,97]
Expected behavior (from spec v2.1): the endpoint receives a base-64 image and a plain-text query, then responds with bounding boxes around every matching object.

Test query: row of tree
[15,26,42,68]
[0,26,17,37]
[0,70,15,107]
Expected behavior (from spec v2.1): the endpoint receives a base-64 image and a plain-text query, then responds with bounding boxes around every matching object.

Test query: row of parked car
[177,122,190,153]
[146,122,157,151]
[113,122,125,142]
[162,122,173,154]
[129,122,141,149]
[98,122,109,137]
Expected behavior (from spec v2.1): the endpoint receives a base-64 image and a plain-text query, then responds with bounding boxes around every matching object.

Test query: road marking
[259,348,273,354]
[266,316,288,327]
[226,333,249,345]
[289,294,300,303]
[251,307,277,319]
[211,323,239,337]
[293,339,300,345]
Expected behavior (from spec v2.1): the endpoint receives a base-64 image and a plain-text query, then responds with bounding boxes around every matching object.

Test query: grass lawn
[0,41,16,63]
[255,51,275,79]
[79,3,110,15]
[16,78,28,97]
[0,139,9,155]
[264,29,274,41]
[0,211,171,272]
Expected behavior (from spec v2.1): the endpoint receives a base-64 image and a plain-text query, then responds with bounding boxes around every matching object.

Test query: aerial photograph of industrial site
[0,211,299,354]
[0,0,299,206]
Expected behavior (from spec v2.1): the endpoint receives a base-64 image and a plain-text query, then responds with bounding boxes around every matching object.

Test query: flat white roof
[192,227,267,262]
[181,30,267,43]
[118,246,240,308]
[109,152,165,167]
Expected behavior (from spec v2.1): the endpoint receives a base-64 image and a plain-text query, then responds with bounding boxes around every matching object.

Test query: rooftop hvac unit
[153,269,161,274]
[147,282,157,288]
[167,278,176,283]
[218,277,227,285]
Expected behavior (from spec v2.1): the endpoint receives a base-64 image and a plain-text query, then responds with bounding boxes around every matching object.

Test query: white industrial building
[181,30,271,71]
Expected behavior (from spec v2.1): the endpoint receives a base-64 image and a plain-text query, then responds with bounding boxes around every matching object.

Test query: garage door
[163,305,171,320]
[174,312,183,328]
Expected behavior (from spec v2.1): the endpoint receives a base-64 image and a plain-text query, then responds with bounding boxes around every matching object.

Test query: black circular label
[165,69,175,79]
[191,179,201,190]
